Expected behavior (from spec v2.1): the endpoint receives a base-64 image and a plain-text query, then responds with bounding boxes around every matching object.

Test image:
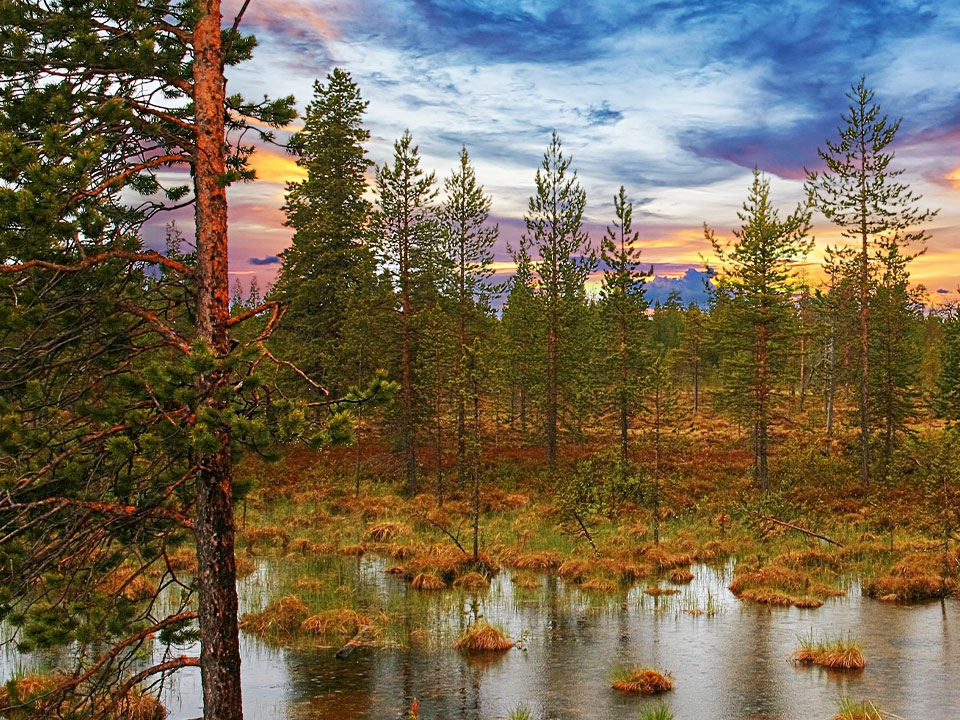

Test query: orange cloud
[948,168,960,189]
[248,148,306,185]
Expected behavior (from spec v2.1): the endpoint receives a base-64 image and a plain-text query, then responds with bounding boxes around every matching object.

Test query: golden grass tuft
[644,586,680,597]
[668,569,694,584]
[101,568,157,601]
[512,551,562,570]
[339,543,367,556]
[453,572,490,591]
[411,572,447,591]
[792,632,866,670]
[728,561,842,608]
[643,548,694,571]
[453,622,514,653]
[239,595,310,636]
[293,577,325,593]
[367,522,410,542]
[0,677,166,720]
[610,666,674,695]
[557,558,595,583]
[580,576,618,593]
[832,698,886,720]
[300,609,371,638]
[863,552,958,601]
[512,572,541,590]
[115,690,167,720]
[165,547,198,574]
[241,525,290,549]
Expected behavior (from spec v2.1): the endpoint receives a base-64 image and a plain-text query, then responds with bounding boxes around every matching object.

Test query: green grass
[638,703,674,720]
[508,706,534,720]
[833,697,885,719]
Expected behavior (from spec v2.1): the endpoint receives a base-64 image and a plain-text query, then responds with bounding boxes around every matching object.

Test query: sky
[150,0,960,304]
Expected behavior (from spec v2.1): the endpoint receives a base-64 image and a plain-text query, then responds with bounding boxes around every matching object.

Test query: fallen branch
[335,625,374,660]
[755,514,843,547]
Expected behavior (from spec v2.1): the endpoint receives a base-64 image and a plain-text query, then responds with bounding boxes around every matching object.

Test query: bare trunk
[472,376,481,561]
[400,284,417,496]
[859,151,871,487]
[193,4,243,718]
[825,330,836,444]
[546,316,558,469]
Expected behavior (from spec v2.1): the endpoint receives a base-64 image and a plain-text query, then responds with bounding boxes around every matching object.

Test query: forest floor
[231,409,960,651]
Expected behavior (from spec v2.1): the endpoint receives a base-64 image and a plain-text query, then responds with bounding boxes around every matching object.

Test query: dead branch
[755,514,843,547]
[0,249,193,277]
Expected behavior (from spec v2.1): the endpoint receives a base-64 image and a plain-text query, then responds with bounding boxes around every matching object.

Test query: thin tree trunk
[859,147,871,487]
[546,315,558,469]
[193,3,243,717]
[826,330,836,444]
[400,282,417,496]
[472,376,481,561]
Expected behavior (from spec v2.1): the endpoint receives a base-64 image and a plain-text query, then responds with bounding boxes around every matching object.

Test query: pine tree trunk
[546,314,558,470]
[826,330,836,443]
[859,159,871,486]
[193,3,243,717]
[456,313,466,489]
[618,307,629,482]
[400,282,417,496]
[472,378,480,561]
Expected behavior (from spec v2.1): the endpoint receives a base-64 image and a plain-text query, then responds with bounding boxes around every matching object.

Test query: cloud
[938,288,950,294]
[249,255,281,266]
[645,267,713,307]
[581,101,623,127]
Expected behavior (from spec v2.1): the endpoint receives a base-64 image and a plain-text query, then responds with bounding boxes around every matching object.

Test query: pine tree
[599,186,649,480]
[870,240,923,476]
[372,131,439,496]
[502,242,541,438]
[0,1,300,718]
[438,147,497,487]
[273,68,376,391]
[936,306,960,424]
[521,131,595,469]
[640,346,681,545]
[805,76,936,485]
[678,302,707,414]
[707,170,812,491]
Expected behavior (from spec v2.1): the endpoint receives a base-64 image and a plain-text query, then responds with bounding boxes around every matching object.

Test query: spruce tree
[521,131,595,469]
[805,76,936,485]
[372,131,439,496]
[438,147,497,487]
[274,68,376,391]
[707,170,812,491]
[502,242,541,438]
[599,186,649,480]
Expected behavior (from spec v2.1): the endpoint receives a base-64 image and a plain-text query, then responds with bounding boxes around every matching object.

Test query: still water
[157,557,959,720]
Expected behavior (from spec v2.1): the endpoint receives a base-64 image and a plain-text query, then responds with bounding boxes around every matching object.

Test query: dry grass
[557,558,595,582]
[0,676,165,720]
[367,522,410,542]
[512,551,562,570]
[101,567,157,601]
[454,622,514,653]
[728,561,843,608]
[411,572,447,591]
[338,543,367,556]
[453,572,490,591]
[300,609,371,638]
[668,569,694,584]
[792,632,866,670]
[580,577,618,592]
[239,595,310,636]
[832,698,886,719]
[864,551,958,601]
[512,572,541,590]
[610,666,674,695]
[241,525,290,549]
[644,586,680,596]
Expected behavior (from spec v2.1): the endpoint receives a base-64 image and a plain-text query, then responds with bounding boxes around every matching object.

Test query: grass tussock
[512,572,541,590]
[638,703,675,720]
[864,551,958,601]
[668,569,694,584]
[508,706,534,720]
[644,586,680,597]
[832,697,886,720]
[0,676,165,720]
[453,572,490,591]
[239,595,310,637]
[728,560,843,608]
[453,622,514,653]
[367,522,410,542]
[300,609,371,639]
[241,525,290,549]
[791,631,866,670]
[557,558,595,582]
[411,572,446,591]
[580,576,618,593]
[610,666,674,695]
[338,543,367,556]
[512,551,562,570]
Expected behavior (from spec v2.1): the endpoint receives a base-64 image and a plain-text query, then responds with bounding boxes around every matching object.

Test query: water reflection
[3,556,957,720]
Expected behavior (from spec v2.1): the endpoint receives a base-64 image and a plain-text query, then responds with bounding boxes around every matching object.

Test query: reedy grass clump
[791,631,865,669]
[239,595,310,637]
[833,697,886,719]
[638,703,674,720]
[508,706,534,720]
[610,666,674,695]
[453,621,514,653]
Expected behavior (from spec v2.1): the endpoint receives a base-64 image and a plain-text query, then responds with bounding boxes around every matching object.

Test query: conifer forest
[1,2,960,719]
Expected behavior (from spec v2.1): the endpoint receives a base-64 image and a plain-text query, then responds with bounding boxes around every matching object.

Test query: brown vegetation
[453,622,514,653]
[610,667,674,695]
